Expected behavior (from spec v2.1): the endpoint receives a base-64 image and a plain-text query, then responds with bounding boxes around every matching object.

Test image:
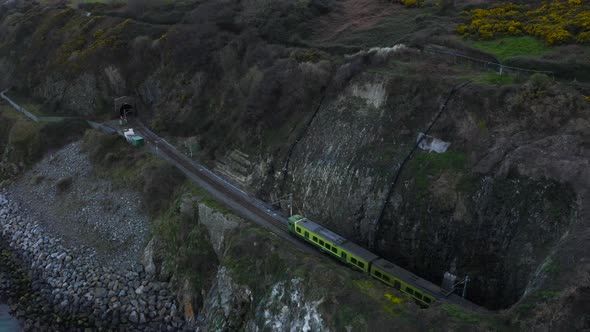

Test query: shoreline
[0,303,21,331]
[0,193,191,331]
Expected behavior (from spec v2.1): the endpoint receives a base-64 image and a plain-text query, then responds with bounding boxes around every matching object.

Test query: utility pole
[271,193,294,216]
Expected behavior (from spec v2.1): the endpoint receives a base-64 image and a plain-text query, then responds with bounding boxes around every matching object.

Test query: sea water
[0,304,20,332]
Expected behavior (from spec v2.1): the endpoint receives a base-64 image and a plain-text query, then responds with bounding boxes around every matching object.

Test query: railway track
[1,91,486,312]
[133,122,486,312]
[132,121,320,257]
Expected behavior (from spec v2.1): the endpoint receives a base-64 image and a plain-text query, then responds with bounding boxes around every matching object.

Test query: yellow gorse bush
[401,0,419,8]
[457,1,590,45]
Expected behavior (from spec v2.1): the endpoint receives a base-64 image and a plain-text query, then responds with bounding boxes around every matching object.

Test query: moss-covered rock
[4,120,42,166]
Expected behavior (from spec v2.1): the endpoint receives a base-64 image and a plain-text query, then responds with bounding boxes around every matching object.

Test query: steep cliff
[148,192,503,331]
[275,69,583,310]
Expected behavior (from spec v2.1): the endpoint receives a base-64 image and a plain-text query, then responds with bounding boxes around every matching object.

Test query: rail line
[132,121,320,257]
[1,91,484,311]
[133,122,485,312]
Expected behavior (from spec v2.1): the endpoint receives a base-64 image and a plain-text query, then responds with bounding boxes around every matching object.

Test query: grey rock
[94,287,107,298]
[135,285,145,295]
[140,312,147,324]
[129,311,139,324]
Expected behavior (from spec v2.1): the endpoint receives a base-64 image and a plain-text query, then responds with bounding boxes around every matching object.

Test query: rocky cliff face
[148,198,430,331]
[266,69,583,309]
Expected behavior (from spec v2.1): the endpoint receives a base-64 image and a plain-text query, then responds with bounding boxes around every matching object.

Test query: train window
[296,227,301,233]
[394,281,400,290]
[375,271,382,278]
[325,244,331,250]
[351,257,357,264]
[341,252,347,260]
[424,297,432,303]
[358,262,364,269]
[383,275,390,282]
[313,236,318,242]
[415,293,422,300]
[319,239,324,246]
[304,231,309,239]
[405,287,414,295]
[331,247,337,254]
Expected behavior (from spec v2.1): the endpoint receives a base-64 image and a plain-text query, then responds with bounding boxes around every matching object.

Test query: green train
[288,214,473,308]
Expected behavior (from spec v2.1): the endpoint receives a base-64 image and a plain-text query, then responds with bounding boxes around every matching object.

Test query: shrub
[141,162,185,216]
[81,129,125,166]
[458,1,590,45]
[290,49,327,63]
[401,0,420,8]
[153,196,218,299]
[527,73,552,92]
[0,112,17,152]
[30,174,44,185]
[6,120,42,165]
[55,176,72,195]
[40,118,89,153]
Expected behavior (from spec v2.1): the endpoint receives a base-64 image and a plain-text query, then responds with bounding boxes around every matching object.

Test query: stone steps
[214,149,254,188]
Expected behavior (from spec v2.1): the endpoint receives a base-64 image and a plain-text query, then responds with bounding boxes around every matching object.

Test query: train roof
[340,241,380,263]
[372,258,442,297]
[296,218,348,245]
[296,218,379,262]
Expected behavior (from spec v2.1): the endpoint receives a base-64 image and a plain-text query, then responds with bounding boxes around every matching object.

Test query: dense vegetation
[0,106,87,182]
[458,0,590,44]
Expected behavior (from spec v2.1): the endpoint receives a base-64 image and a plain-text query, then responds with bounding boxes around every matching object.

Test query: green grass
[107,154,159,188]
[411,150,467,193]
[441,304,480,324]
[471,72,516,86]
[0,105,28,121]
[5,93,46,117]
[467,36,551,62]
[182,182,233,215]
[514,289,561,318]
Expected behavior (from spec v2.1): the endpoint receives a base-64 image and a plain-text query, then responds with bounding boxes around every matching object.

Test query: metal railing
[423,46,555,79]
[0,89,40,122]
[87,120,118,134]
[0,89,77,123]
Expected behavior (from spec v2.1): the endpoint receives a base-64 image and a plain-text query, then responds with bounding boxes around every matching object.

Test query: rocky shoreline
[0,193,191,331]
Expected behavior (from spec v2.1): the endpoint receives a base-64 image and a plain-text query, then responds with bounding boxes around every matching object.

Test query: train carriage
[370,258,438,307]
[289,214,435,304]
[289,215,379,272]
[287,214,482,309]
[339,241,379,273]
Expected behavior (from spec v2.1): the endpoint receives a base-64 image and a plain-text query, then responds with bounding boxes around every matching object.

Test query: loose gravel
[8,142,149,269]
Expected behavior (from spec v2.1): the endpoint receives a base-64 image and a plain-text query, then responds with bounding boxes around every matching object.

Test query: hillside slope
[1,0,589,330]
